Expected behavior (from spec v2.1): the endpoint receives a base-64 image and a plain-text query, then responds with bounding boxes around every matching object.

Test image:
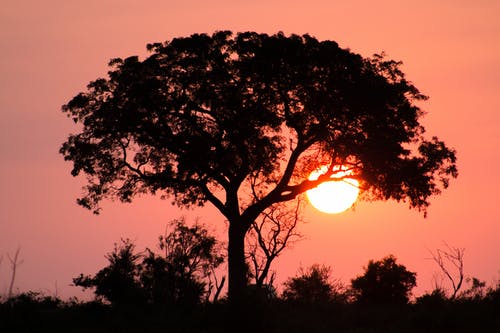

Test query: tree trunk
[227,220,248,304]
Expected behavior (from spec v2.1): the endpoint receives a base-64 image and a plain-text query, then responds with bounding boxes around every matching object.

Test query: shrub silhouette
[140,250,206,306]
[141,218,224,305]
[416,288,447,307]
[351,255,416,304]
[73,218,224,306]
[73,239,144,305]
[282,264,344,304]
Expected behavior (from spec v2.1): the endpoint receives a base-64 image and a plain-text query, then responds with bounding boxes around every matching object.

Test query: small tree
[74,218,225,306]
[159,218,224,282]
[428,243,465,299]
[140,250,206,306]
[283,264,345,304]
[460,277,486,300]
[246,198,304,288]
[141,217,225,305]
[351,255,416,304]
[73,239,144,305]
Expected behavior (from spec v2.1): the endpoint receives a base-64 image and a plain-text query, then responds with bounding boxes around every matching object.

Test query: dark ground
[1,295,499,333]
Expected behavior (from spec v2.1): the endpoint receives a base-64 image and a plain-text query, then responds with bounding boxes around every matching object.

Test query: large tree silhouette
[60,31,457,303]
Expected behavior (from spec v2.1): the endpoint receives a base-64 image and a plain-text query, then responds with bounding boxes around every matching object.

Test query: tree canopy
[61,31,457,301]
[283,264,343,304]
[351,255,417,304]
[61,31,456,216]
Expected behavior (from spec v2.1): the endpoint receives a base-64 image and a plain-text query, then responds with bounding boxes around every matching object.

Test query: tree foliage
[73,239,143,305]
[283,264,345,304]
[73,219,224,306]
[61,31,457,215]
[141,217,225,305]
[61,31,457,301]
[351,255,417,304]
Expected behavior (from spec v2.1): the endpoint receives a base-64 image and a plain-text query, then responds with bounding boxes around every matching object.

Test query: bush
[351,255,416,304]
[73,218,224,307]
[283,264,345,304]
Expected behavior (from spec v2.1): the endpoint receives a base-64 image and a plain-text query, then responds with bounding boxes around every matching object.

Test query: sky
[1,0,499,299]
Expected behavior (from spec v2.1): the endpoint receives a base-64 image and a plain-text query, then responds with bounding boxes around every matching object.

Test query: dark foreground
[1,296,499,333]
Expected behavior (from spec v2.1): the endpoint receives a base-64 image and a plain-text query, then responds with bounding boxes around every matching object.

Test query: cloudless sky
[1,0,499,299]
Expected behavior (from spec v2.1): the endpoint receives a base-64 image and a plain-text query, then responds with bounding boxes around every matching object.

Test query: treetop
[61,31,457,218]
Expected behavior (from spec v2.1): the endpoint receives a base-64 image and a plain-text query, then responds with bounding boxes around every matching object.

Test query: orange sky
[1,0,499,299]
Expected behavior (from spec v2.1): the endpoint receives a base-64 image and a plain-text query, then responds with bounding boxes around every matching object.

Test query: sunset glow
[306,166,360,214]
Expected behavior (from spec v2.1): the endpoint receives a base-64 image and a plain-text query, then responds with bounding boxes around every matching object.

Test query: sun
[306,165,360,214]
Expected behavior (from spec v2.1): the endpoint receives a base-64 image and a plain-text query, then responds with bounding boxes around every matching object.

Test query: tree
[60,31,457,302]
[73,239,144,305]
[460,277,487,300]
[246,198,304,288]
[74,219,224,306]
[351,255,417,304]
[282,264,345,304]
[141,217,225,305]
[428,243,465,299]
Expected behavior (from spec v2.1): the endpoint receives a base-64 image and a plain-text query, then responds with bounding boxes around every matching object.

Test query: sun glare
[306,165,360,214]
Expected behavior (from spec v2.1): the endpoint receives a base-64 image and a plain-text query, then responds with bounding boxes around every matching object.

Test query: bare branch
[7,247,23,299]
[206,265,226,303]
[246,197,305,287]
[428,242,465,299]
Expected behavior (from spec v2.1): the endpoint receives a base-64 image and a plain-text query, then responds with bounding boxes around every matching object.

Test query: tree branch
[240,141,309,226]
[428,243,465,299]
[200,183,228,218]
[7,247,23,299]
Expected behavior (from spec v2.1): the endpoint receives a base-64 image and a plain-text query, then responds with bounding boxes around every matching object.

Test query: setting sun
[306,165,360,214]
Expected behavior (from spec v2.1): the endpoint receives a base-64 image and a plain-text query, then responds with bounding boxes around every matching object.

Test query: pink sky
[1,0,499,299]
